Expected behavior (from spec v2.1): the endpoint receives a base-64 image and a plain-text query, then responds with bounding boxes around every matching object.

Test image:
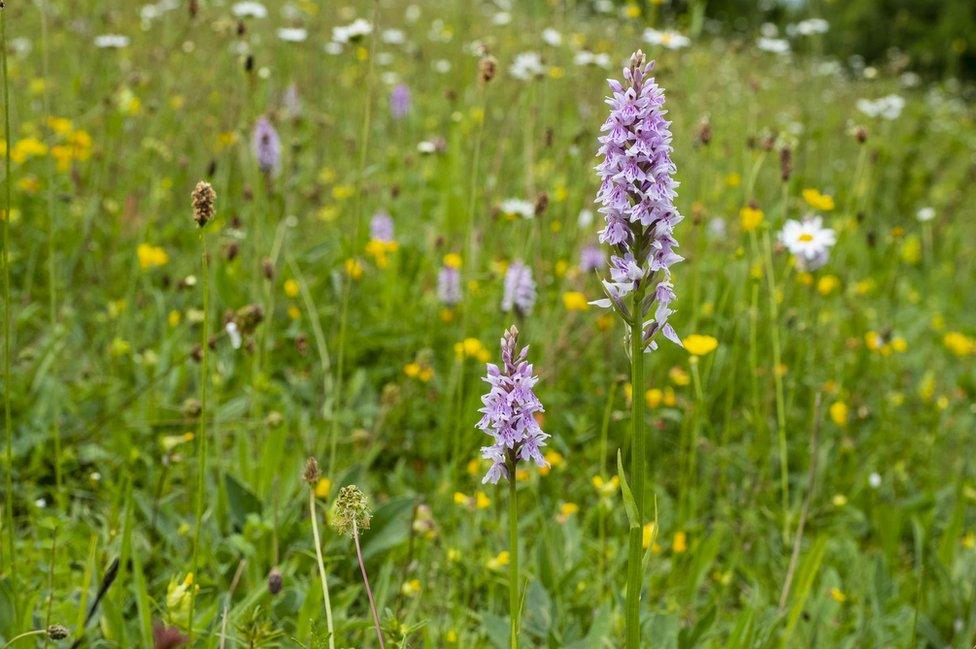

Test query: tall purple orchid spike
[476,326,548,485]
[592,50,683,352]
[252,116,282,177]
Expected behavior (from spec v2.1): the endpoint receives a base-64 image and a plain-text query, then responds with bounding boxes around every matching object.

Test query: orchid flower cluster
[592,50,683,352]
[476,326,548,484]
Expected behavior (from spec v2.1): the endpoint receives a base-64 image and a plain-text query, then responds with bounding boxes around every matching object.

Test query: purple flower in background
[477,326,548,484]
[252,116,281,176]
[390,84,412,119]
[369,211,394,242]
[592,50,683,352]
[438,266,462,305]
[501,261,536,316]
[579,245,605,273]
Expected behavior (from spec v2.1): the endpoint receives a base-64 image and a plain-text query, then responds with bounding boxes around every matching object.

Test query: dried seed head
[331,485,372,538]
[191,181,216,227]
[534,192,549,217]
[854,125,868,144]
[267,567,283,595]
[697,117,712,146]
[478,56,497,83]
[47,625,69,640]
[779,146,793,182]
[303,457,320,484]
[262,258,274,280]
[234,304,264,335]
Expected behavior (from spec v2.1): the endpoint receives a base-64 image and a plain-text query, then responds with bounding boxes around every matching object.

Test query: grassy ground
[1,1,975,647]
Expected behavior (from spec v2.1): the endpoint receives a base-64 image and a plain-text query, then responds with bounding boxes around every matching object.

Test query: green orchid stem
[508,464,519,649]
[626,288,647,649]
[1,2,14,574]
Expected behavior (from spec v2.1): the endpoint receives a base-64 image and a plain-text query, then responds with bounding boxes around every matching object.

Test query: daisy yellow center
[798,233,814,242]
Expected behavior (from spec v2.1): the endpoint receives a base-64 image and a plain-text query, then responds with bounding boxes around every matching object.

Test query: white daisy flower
[381,29,406,44]
[232,1,267,18]
[509,51,544,80]
[277,28,307,43]
[857,94,905,120]
[756,37,790,54]
[226,322,242,350]
[332,18,372,44]
[916,206,936,222]
[542,28,562,47]
[779,216,836,271]
[643,28,690,50]
[868,472,882,488]
[94,34,130,49]
[499,198,535,219]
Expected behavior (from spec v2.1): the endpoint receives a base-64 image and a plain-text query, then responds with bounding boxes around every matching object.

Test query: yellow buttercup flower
[829,401,848,427]
[443,252,462,268]
[315,478,332,499]
[816,275,840,296]
[943,332,975,357]
[682,334,718,357]
[802,188,835,211]
[137,243,169,269]
[344,258,363,279]
[669,366,690,386]
[562,291,589,311]
[284,279,300,298]
[740,206,764,232]
[487,551,510,571]
[672,531,687,553]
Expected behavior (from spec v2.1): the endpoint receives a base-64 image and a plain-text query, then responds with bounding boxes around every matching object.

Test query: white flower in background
[788,18,829,36]
[10,37,32,56]
[499,198,535,219]
[376,52,393,66]
[510,51,545,80]
[277,28,307,43]
[573,51,610,68]
[779,216,837,271]
[643,28,690,50]
[760,22,779,37]
[324,41,343,55]
[226,322,242,350]
[433,59,451,73]
[94,34,130,49]
[232,1,267,18]
[405,5,421,23]
[542,28,562,46]
[381,71,399,85]
[813,60,842,77]
[916,206,936,222]
[594,0,614,13]
[756,37,790,54]
[868,472,881,488]
[332,18,372,44]
[900,72,921,88]
[578,209,594,228]
[492,12,512,26]
[381,29,406,44]
[857,94,905,120]
[708,217,727,239]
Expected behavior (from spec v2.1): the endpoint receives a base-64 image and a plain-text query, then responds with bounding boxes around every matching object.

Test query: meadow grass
[0,1,975,647]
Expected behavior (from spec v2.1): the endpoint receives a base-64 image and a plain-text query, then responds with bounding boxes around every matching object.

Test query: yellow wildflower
[284,279,300,298]
[562,291,589,311]
[739,206,764,231]
[137,243,169,269]
[802,188,835,211]
[682,334,718,357]
[829,401,848,427]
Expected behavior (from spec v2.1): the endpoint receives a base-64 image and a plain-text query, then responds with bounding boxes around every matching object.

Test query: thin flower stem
[1,4,15,572]
[308,490,336,649]
[330,0,379,476]
[187,233,210,639]
[38,0,63,510]
[760,228,790,537]
[1,629,47,649]
[626,289,647,649]
[353,519,386,649]
[508,467,519,649]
